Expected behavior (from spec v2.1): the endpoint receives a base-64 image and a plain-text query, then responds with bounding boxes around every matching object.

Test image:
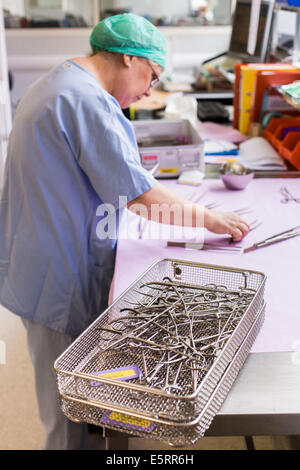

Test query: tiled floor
[0,305,44,450]
[0,305,295,451]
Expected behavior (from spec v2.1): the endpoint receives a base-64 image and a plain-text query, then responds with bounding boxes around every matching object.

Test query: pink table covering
[112,178,300,354]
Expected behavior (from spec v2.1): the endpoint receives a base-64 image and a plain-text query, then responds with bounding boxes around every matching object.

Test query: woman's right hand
[204,210,250,242]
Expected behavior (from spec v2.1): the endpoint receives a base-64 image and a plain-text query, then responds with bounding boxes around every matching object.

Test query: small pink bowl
[221,172,254,190]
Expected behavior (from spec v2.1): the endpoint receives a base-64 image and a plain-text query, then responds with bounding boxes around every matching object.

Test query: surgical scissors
[280,186,300,204]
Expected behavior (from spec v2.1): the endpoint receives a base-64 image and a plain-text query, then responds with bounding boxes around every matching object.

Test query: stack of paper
[198,121,248,143]
[203,139,239,165]
[204,139,238,156]
[238,137,287,170]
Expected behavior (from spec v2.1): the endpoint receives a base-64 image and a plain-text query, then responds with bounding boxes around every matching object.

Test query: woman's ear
[122,54,134,68]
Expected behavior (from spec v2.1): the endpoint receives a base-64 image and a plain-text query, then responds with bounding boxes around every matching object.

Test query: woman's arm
[127,182,249,242]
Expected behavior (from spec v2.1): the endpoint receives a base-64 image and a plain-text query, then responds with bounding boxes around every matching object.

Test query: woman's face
[113,56,162,109]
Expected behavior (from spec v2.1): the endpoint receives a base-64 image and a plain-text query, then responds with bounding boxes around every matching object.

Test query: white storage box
[133,119,205,178]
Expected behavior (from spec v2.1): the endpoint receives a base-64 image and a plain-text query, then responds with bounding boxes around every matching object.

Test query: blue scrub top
[0,60,156,337]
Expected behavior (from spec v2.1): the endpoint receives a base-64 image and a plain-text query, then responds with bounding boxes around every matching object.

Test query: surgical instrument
[244,224,300,253]
[280,186,300,204]
[166,240,242,253]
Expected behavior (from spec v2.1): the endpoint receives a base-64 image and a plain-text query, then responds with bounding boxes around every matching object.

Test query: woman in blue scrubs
[0,14,249,449]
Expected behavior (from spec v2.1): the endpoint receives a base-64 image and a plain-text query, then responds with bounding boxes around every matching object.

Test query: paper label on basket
[100,411,155,433]
[90,365,141,386]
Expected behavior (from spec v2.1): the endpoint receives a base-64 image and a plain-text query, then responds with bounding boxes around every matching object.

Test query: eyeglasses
[146,60,160,87]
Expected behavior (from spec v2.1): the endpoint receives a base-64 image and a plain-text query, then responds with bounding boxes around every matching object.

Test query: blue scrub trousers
[21,318,90,450]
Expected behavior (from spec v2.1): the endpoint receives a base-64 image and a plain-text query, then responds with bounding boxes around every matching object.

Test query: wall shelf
[275,4,300,13]
[275,85,300,110]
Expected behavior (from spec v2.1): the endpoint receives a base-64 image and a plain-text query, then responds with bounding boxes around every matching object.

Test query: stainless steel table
[207,352,300,437]
[103,352,300,449]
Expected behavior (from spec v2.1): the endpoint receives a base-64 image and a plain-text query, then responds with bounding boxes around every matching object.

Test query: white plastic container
[132,119,205,178]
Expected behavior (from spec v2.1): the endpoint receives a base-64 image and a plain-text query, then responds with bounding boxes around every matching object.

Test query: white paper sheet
[239,137,287,170]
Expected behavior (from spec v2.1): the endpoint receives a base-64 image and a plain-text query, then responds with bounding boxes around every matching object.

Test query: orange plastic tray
[278,131,300,170]
[264,117,300,149]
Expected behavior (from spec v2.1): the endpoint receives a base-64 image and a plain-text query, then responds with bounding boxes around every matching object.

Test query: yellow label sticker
[109,412,151,429]
[212,158,237,163]
[159,168,178,174]
[99,369,135,380]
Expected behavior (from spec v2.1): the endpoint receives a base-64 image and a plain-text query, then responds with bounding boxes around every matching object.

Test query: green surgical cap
[90,13,167,70]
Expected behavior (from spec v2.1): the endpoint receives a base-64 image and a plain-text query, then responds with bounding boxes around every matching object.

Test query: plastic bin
[264,116,300,149]
[133,119,205,178]
[279,131,300,169]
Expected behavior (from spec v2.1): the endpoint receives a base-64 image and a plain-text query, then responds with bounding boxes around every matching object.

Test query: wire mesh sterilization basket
[54,259,266,446]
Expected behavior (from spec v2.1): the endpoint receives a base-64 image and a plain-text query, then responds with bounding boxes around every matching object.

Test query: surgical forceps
[94,279,255,395]
[244,224,300,253]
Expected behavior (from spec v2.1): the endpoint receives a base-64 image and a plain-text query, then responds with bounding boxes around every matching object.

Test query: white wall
[5,28,92,111]
[277,10,296,35]
[0,1,12,186]
[101,0,190,19]
[2,0,25,15]
[63,0,94,24]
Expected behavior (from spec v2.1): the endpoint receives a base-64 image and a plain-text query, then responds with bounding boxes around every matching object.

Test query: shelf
[275,85,300,110]
[275,4,300,13]
[189,91,233,100]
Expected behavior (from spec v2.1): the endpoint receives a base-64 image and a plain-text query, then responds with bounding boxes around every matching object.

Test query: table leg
[244,436,255,450]
[104,429,129,450]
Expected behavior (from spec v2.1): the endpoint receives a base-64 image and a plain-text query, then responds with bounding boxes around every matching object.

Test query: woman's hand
[204,210,250,242]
